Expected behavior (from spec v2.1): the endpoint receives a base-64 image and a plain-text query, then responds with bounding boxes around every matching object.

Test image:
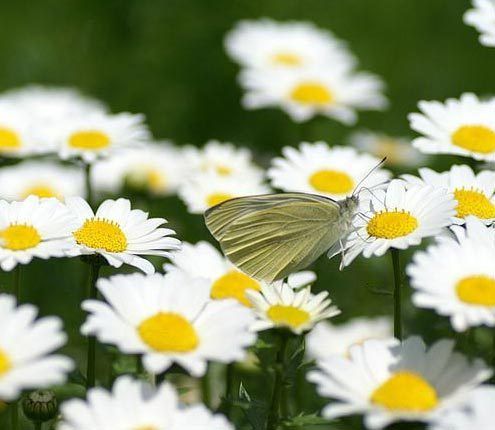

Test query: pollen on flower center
[0,348,12,376]
[451,125,495,154]
[22,184,60,200]
[68,130,111,151]
[211,270,261,306]
[367,210,418,239]
[453,188,495,219]
[0,127,21,151]
[271,52,303,66]
[456,275,495,306]
[73,218,127,253]
[290,81,333,105]
[0,224,41,251]
[371,371,438,412]
[138,312,199,353]
[267,305,310,329]
[206,192,234,207]
[309,169,354,194]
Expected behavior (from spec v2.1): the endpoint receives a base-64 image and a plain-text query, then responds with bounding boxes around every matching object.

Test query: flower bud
[22,390,58,423]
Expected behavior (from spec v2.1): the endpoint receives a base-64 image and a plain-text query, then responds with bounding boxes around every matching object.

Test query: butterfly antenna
[352,157,387,196]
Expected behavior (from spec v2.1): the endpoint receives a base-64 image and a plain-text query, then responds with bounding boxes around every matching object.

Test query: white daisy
[82,272,256,376]
[92,142,185,196]
[349,130,426,167]
[246,282,340,335]
[0,196,77,271]
[224,19,356,71]
[0,294,73,401]
[57,112,150,163]
[308,336,492,429]
[164,240,316,307]
[268,142,391,199]
[65,197,180,274]
[178,171,270,214]
[342,180,457,267]
[464,0,495,47]
[402,165,495,224]
[306,317,392,361]
[0,160,84,201]
[431,386,495,430]
[408,217,495,331]
[182,140,264,181]
[409,93,495,161]
[58,375,233,430]
[240,66,387,124]
[0,104,40,158]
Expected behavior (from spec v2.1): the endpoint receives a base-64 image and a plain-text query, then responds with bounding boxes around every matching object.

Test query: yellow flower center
[68,130,111,151]
[138,312,199,353]
[309,169,354,194]
[367,210,418,239]
[211,270,261,306]
[267,305,310,329]
[134,427,158,430]
[126,168,167,193]
[290,81,334,106]
[216,165,232,176]
[0,127,21,152]
[73,218,127,253]
[0,224,41,251]
[451,125,495,154]
[206,192,234,207]
[271,52,303,67]
[453,188,495,219]
[21,184,60,200]
[456,275,495,306]
[371,371,438,412]
[0,348,12,376]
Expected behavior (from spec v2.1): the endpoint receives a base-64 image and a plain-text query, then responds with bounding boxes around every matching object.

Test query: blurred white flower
[82,272,256,377]
[0,104,41,158]
[0,295,73,401]
[308,336,492,429]
[464,0,495,47]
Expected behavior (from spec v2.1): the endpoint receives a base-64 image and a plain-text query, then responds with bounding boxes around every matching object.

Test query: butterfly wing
[204,192,347,283]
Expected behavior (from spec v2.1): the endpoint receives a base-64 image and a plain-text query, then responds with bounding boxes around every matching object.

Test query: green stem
[34,422,42,430]
[13,265,21,302]
[11,402,18,430]
[86,261,101,389]
[218,363,235,417]
[84,162,93,209]
[390,249,402,340]
[267,333,290,430]
[201,365,212,409]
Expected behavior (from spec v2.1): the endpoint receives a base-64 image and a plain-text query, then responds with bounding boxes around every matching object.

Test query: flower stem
[86,260,101,389]
[11,402,18,430]
[267,332,290,430]
[84,162,93,209]
[10,266,21,430]
[390,249,402,340]
[201,365,212,409]
[34,422,42,430]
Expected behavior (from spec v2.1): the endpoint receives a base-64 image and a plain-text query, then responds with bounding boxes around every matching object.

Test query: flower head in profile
[409,93,495,161]
[0,196,77,271]
[58,376,233,430]
[82,272,256,376]
[0,295,73,402]
[66,197,180,274]
[464,0,495,47]
[342,180,457,267]
[246,282,340,335]
[268,142,390,199]
[308,336,492,429]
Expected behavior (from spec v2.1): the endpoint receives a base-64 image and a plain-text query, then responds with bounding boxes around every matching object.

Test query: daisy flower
[183,140,264,181]
[431,386,495,430]
[268,142,391,199]
[178,171,270,214]
[92,142,185,196]
[164,240,316,307]
[349,130,426,167]
[57,112,150,163]
[246,282,340,335]
[66,197,180,274]
[0,196,77,271]
[0,160,84,201]
[342,180,457,267]
[0,104,40,158]
[82,272,256,376]
[225,19,356,71]
[58,375,233,430]
[402,165,495,224]
[409,93,495,161]
[464,0,495,47]
[308,336,492,430]
[306,317,392,361]
[240,66,387,124]
[0,295,73,401]
[408,217,495,331]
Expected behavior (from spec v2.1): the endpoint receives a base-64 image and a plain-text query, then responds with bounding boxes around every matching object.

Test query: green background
[0,1,492,428]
